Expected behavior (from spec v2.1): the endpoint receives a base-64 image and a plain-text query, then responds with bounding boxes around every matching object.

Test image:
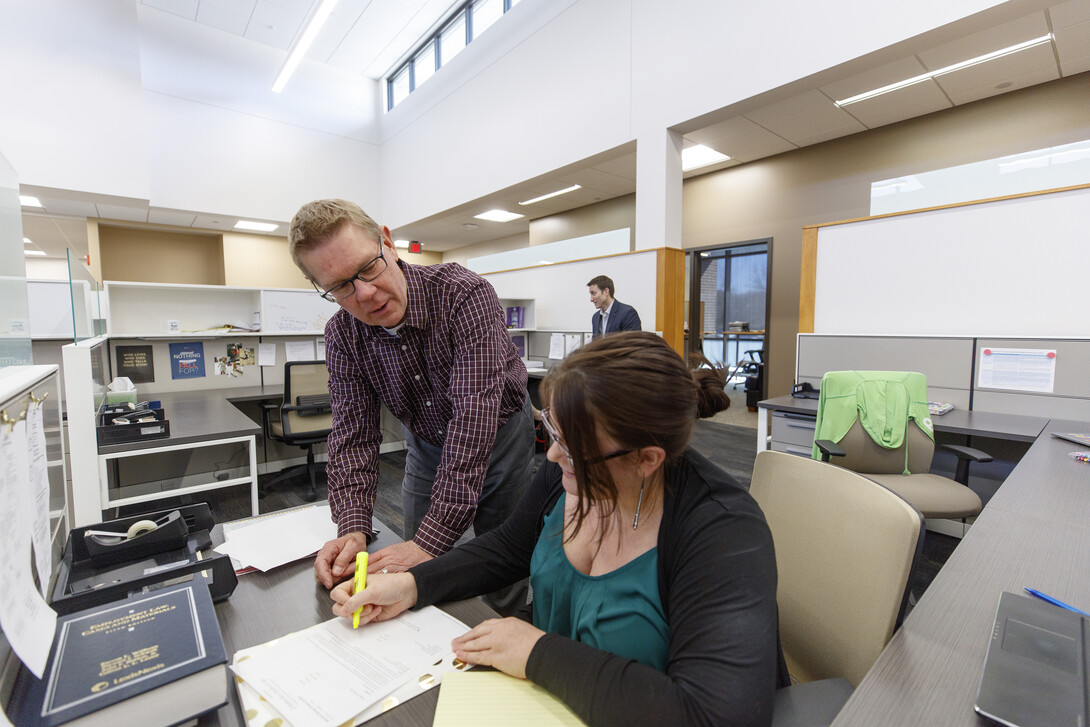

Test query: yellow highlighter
[352,551,368,629]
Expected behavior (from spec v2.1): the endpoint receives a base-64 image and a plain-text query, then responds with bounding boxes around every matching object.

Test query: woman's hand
[330,572,419,625]
[451,618,545,679]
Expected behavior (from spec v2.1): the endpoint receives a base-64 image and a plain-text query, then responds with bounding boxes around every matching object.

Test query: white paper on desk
[259,342,276,367]
[231,607,470,727]
[26,402,52,595]
[214,504,336,572]
[285,340,316,362]
[978,347,1057,393]
[0,419,58,678]
[549,333,565,359]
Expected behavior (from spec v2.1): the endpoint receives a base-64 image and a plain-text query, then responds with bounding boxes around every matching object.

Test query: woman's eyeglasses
[540,407,633,468]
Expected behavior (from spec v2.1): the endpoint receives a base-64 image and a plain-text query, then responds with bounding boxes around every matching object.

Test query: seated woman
[332,331,787,725]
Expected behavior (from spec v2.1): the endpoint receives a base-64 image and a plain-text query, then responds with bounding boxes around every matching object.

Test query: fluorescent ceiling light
[19,195,42,207]
[23,237,32,244]
[272,0,341,93]
[234,220,279,232]
[24,249,46,256]
[682,145,731,171]
[474,210,525,223]
[519,185,582,205]
[394,240,410,248]
[835,34,1053,106]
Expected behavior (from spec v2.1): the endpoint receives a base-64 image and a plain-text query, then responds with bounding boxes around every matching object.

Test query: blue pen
[1024,587,1090,617]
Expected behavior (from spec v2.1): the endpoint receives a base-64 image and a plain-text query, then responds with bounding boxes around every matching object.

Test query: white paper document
[214,504,336,572]
[977,347,1057,393]
[259,342,276,367]
[583,332,593,346]
[549,333,565,359]
[26,402,53,595]
[564,333,581,356]
[231,608,470,727]
[0,419,58,678]
[285,340,316,362]
[315,337,326,360]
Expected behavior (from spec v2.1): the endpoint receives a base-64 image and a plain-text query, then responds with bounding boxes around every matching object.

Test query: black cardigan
[410,449,788,726]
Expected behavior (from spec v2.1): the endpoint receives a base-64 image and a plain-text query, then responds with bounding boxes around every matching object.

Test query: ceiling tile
[564,168,637,196]
[838,79,952,130]
[96,205,150,222]
[685,116,796,163]
[201,0,258,14]
[933,44,1059,104]
[1049,0,1090,27]
[1056,19,1090,69]
[819,57,929,104]
[743,90,867,147]
[246,0,306,49]
[38,198,99,217]
[196,3,250,35]
[141,0,200,20]
[148,209,200,226]
[589,154,637,181]
[917,13,1050,70]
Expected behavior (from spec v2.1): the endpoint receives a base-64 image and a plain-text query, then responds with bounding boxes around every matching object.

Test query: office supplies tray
[96,406,170,446]
[50,503,237,615]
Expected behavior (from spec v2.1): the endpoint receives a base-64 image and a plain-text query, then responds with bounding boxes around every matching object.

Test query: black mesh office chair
[260,360,332,502]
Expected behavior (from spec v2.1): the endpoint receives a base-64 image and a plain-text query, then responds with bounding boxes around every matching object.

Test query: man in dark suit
[588,274,642,340]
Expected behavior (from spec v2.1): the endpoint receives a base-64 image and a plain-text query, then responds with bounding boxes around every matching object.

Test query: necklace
[632,477,645,530]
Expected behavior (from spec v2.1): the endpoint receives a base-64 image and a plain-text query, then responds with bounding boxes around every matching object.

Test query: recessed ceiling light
[23,237,33,244]
[19,195,42,208]
[234,220,279,232]
[474,210,525,223]
[834,34,1053,106]
[393,240,410,248]
[272,0,340,92]
[519,185,582,205]
[682,145,731,171]
[24,249,46,256]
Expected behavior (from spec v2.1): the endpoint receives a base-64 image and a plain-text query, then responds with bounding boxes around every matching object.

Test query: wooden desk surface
[203,517,496,727]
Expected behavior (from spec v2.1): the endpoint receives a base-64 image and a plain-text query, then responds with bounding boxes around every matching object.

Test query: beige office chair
[812,371,988,521]
[260,361,332,502]
[750,450,925,725]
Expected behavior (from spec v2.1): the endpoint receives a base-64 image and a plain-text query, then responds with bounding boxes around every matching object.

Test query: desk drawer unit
[771,411,817,457]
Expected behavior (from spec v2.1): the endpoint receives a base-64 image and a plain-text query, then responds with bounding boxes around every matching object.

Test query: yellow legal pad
[432,670,587,726]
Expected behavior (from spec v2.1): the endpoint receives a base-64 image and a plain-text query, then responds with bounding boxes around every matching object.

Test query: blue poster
[169,341,206,379]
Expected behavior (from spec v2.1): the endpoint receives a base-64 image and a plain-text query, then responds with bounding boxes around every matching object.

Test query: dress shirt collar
[362,261,427,338]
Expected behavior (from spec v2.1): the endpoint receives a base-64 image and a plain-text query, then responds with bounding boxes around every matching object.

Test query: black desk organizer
[96,404,170,446]
[50,503,237,616]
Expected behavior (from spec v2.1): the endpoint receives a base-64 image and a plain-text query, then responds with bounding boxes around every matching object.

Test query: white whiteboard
[813,186,1090,337]
[484,251,658,331]
[261,289,339,334]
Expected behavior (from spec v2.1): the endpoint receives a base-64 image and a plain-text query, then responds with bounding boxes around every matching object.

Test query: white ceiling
[20,0,1090,259]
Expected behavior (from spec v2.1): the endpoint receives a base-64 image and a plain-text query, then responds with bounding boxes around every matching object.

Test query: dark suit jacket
[591,299,642,340]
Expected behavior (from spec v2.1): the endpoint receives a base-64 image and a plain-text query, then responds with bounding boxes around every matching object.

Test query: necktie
[600,310,608,335]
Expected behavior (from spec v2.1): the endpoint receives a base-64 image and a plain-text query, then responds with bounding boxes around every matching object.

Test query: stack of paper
[433,671,588,726]
[214,504,336,573]
[231,608,471,727]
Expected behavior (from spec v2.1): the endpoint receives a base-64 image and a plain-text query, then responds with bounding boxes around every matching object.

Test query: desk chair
[750,450,925,726]
[260,361,332,502]
[812,371,988,522]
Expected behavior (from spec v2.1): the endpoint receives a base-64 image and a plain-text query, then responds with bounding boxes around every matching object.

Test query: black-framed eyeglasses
[314,245,388,303]
[540,407,633,469]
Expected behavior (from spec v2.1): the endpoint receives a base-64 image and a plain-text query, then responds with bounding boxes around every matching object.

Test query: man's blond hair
[288,199,382,280]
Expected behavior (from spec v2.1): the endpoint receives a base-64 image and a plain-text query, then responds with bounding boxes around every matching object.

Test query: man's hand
[367,541,434,574]
[314,532,369,589]
[451,618,545,679]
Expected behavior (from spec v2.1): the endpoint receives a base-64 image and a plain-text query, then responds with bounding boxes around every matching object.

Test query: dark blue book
[9,581,227,727]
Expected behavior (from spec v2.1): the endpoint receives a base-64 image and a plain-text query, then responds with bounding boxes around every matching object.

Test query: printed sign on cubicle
[169,341,206,380]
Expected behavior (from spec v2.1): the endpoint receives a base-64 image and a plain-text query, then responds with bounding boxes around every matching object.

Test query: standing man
[588,274,642,340]
[290,200,535,606]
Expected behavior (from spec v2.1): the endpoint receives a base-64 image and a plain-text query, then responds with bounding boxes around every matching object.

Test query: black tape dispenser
[82,510,190,567]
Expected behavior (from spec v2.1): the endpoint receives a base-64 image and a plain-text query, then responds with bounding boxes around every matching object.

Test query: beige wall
[98,224,224,285]
[222,232,308,288]
[683,72,1090,398]
[530,196,635,247]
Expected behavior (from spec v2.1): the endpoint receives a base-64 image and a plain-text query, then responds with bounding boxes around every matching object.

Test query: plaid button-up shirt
[324,261,528,555]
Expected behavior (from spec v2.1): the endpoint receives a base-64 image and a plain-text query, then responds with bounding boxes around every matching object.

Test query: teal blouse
[529,496,670,671]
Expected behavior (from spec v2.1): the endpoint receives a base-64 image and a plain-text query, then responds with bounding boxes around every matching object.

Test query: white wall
[379,0,1014,229]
